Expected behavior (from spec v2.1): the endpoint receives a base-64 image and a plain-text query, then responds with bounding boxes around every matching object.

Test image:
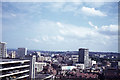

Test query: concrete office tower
[78,48,90,69]
[0,42,7,58]
[30,55,36,79]
[17,48,27,59]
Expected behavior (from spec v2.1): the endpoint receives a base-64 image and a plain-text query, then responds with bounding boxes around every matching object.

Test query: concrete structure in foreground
[25,54,36,79]
[0,58,30,80]
[78,48,91,69]
[0,42,7,58]
[30,55,36,79]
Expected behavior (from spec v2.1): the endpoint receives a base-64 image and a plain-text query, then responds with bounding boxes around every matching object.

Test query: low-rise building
[75,64,84,69]
[61,66,76,70]
[71,55,78,63]
[35,62,47,72]
[92,60,96,66]
[44,56,51,62]
[37,56,45,62]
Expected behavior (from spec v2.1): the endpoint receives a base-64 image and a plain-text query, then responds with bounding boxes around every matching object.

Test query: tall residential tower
[0,42,7,58]
[78,48,91,69]
[17,48,27,59]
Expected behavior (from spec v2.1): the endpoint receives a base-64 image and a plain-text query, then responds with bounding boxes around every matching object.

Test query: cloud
[57,22,118,48]
[42,35,64,41]
[98,25,118,35]
[101,25,118,32]
[83,2,105,8]
[62,4,78,12]
[2,3,42,20]
[26,38,40,43]
[1,0,119,2]
[2,2,117,51]
[88,21,118,36]
[88,21,98,29]
[10,13,16,17]
[4,17,118,51]
[34,20,117,41]
[81,6,107,16]
[56,35,64,41]
[45,2,81,16]
[32,39,40,43]
[45,2,65,12]
[59,25,93,38]
[57,22,64,28]
[42,36,49,41]
[57,22,99,39]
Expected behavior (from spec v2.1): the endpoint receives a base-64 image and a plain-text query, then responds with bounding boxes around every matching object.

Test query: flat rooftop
[35,73,53,79]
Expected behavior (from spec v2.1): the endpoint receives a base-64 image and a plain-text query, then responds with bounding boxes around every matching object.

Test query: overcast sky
[2,2,118,52]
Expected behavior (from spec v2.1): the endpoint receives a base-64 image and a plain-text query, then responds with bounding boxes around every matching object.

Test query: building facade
[35,62,47,72]
[71,55,78,63]
[30,55,36,79]
[17,48,27,59]
[78,48,91,69]
[24,54,36,79]
[0,42,7,58]
[0,58,30,80]
[11,51,16,58]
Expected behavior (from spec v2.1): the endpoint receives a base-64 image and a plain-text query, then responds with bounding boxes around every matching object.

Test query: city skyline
[2,2,118,52]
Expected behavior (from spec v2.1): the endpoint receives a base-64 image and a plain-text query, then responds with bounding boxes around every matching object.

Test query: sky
[1,2,118,52]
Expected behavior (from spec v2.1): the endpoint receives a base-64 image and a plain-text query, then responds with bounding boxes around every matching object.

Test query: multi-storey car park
[0,58,30,80]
